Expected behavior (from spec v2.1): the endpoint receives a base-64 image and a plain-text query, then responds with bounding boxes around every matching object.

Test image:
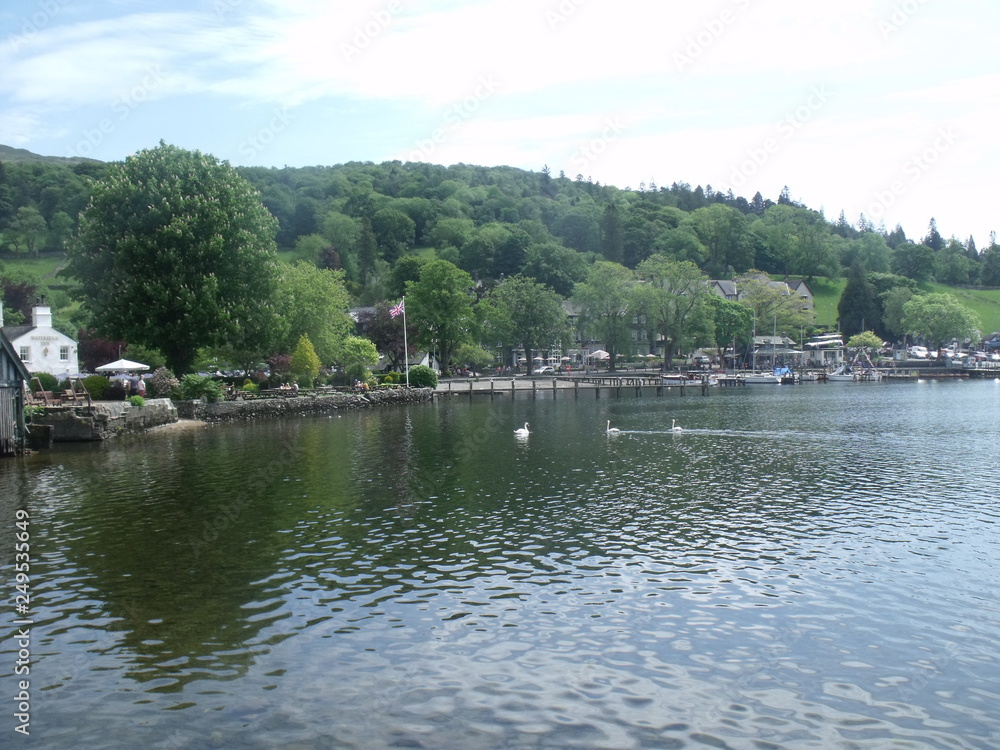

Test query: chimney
[32,306,52,329]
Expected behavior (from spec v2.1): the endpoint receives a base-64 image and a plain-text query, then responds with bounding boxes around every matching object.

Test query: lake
[2,379,1000,749]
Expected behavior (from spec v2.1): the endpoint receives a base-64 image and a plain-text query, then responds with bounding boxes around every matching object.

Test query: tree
[360,301,416,370]
[837,262,880,338]
[274,261,354,364]
[371,206,415,264]
[891,243,936,282]
[923,218,943,252]
[337,335,379,382]
[9,205,47,256]
[733,270,813,336]
[634,255,712,368]
[572,261,635,371]
[902,293,980,353]
[67,142,280,374]
[389,255,427,300]
[881,285,914,341]
[405,259,475,372]
[600,202,625,263]
[0,267,40,322]
[290,333,321,386]
[846,330,883,351]
[521,242,588,297]
[689,204,755,276]
[482,275,567,373]
[708,295,753,362]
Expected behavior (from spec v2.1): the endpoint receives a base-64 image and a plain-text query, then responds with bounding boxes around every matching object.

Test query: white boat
[828,364,882,382]
[742,372,783,384]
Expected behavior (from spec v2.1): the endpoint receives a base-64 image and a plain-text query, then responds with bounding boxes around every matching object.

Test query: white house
[0,305,80,378]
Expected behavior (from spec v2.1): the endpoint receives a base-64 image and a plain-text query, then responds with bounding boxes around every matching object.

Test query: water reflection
[2,382,999,748]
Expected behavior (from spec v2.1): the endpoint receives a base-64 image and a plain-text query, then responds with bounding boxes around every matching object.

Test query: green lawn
[924,282,1000,335]
[0,252,66,281]
[805,277,845,330]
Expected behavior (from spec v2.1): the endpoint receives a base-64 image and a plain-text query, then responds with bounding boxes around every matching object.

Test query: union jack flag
[390,300,405,318]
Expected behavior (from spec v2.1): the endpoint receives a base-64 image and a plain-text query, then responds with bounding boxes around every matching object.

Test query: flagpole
[402,296,409,388]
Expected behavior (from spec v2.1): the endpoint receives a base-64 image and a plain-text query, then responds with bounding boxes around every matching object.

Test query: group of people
[117,374,146,397]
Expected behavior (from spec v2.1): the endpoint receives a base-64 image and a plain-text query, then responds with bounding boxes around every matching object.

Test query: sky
[1,0,997,247]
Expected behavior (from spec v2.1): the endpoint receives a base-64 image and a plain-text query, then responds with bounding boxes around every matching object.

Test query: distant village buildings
[0,304,80,378]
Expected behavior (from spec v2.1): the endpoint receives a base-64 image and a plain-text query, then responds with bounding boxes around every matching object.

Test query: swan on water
[671,419,683,432]
[606,420,621,434]
[514,422,530,436]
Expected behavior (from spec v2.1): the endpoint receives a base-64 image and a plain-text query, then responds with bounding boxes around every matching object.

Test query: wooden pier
[434,374,717,399]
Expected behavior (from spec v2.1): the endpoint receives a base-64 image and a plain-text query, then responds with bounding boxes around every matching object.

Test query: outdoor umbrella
[95,358,150,373]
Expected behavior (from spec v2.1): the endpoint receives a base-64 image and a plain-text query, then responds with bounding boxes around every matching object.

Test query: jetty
[434,373,719,399]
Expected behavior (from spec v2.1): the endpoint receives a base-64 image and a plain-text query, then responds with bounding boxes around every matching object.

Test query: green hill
[0,143,103,167]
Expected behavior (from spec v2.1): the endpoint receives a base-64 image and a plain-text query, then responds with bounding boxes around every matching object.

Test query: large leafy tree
[405,259,475,371]
[733,270,813,338]
[689,204,755,276]
[8,205,47,256]
[482,275,568,373]
[572,261,635,371]
[522,242,588,297]
[635,255,712,368]
[67,142,280,374]
[275,261,353,364]
[708,295,753,362]
[902,293,980,353]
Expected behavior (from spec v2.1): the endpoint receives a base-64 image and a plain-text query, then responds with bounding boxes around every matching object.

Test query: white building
[0,305,80,378]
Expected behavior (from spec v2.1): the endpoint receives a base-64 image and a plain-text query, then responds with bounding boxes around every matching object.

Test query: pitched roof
[0,324,34,341]
[0,330,31,383]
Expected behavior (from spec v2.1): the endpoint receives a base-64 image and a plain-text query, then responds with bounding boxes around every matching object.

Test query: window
[19,346,30,362]
[60,346,70,361]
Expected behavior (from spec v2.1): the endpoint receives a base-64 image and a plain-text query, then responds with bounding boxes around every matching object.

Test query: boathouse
[0,330,30,456]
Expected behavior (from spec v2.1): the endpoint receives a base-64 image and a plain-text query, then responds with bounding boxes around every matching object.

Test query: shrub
[407,364,438,389]
[30,372,59,392]
[241,378,259,393]
[147,367,180,399]
[106,381,127,400]
[179,373,224,403]
[82,374,110,400]
[129,395,146,407]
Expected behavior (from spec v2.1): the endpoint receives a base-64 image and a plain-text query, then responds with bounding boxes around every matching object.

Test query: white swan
[514,422,530,436]
[671,418,683,432]
[606,420,621,434]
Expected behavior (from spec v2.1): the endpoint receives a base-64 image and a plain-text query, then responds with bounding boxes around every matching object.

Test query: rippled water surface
[3,379,1000,749]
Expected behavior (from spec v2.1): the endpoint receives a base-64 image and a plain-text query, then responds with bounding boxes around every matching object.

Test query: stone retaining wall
[32,398,179,442]
[175,388,434,422]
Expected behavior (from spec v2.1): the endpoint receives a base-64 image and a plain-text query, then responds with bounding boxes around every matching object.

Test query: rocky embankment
[174,388,434,423]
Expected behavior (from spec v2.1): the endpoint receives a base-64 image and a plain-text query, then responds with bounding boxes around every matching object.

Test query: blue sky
[2,0,997,246]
